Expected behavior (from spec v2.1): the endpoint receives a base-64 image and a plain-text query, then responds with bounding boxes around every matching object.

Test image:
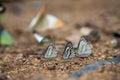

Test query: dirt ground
[0,0,120,80]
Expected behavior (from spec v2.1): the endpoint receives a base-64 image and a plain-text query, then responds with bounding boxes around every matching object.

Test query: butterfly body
[44,43,58,59]
[77,37,92,57]
[62,42,76,60]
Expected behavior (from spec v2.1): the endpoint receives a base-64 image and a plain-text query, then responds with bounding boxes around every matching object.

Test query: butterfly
[44,42,58,59]
[76,37,92,57]
[0,26,13,46]
[29,4,64,32]
[62,42,76,60]
[33,31,44,43]
[33,31,52,46]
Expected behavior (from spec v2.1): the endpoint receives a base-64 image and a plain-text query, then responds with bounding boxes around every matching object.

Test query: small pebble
[80,27,92,36]
[110,38,120,48]
[110,39,118,47]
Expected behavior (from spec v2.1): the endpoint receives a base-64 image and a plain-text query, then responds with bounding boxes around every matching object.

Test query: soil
[0,0,120,80]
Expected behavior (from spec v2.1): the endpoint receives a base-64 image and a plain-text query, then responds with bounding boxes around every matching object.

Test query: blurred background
[1,0,120,44]
[0,0,120,42]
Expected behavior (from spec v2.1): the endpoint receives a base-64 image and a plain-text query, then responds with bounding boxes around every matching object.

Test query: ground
[0,0,120,80]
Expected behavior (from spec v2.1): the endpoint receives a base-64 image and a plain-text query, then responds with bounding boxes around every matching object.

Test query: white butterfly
[44,43,58,59]
[77,37,92,57]
[62,42,76,60]
[28,4,64,32]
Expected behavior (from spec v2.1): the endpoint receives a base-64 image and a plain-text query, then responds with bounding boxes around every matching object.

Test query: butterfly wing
[62,42,75,60]
[77,37,92,57]
[29,4,64,32]
[1,30,13,46]
[33,32,44,43]
[44,43,58,59]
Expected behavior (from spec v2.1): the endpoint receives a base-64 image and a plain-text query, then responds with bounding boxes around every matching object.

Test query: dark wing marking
[62,42,76,60]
